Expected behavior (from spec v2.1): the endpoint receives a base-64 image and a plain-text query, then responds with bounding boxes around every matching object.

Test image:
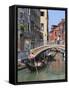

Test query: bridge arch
[29,45,65,58]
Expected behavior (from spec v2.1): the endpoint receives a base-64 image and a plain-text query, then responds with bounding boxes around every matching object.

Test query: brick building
[49,19,65,44]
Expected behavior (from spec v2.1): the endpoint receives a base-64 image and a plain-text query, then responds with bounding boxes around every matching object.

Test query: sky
[48,10,65,32]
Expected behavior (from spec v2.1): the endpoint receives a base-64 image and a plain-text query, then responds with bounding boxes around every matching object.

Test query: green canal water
[18,52,65,82]
[18,60,65,82]
[18,68,65,82]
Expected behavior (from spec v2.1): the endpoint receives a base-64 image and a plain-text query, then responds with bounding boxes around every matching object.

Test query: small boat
[26,52,47,71]
[26,61,46,71]
[26,48,62,71]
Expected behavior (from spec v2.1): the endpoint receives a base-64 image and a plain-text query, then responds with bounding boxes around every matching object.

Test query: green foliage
[20,24,25,31]
[19,24,28,31]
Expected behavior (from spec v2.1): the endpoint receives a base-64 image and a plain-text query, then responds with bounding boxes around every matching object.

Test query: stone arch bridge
[29,44,65,57]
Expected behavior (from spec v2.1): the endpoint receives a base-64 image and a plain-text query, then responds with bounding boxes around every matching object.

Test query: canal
[18,52,65,82]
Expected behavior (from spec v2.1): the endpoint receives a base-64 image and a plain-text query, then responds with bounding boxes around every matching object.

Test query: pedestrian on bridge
[57,35,60,44]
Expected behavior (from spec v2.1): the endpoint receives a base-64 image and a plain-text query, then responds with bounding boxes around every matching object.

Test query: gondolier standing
[57,35,60,44]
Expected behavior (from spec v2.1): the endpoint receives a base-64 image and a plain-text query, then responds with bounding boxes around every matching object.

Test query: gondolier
[57,35,60,44]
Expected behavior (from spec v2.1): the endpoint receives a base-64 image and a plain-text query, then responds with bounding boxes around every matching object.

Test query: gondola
[26,61,46,71]
[26,47,64,71]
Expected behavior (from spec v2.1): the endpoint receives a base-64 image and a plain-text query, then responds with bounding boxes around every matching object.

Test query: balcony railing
[23,31,33,38]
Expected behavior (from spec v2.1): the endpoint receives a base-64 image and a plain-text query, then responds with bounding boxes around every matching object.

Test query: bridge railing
[31,40,65,49]
[47,40,65,45]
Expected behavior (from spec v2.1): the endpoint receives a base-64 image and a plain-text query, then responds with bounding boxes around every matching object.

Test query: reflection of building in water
[40,9,48,45]
[49,52,65,74]
[49,19,65,44]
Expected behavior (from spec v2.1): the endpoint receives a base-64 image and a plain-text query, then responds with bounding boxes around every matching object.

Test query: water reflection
[47,52,65,74]
[18,48,65,82]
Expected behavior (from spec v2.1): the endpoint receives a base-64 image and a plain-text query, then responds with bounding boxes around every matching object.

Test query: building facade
[18,8,31,52]
[18,8,42,52]
[49,19,65,44]
[40,9,48,45]
[30,9,42,48]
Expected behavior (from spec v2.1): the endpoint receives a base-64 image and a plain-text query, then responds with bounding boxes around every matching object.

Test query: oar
[34,58,39,80]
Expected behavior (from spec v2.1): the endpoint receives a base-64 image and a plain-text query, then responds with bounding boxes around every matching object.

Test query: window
[20,33,23,38]
[55,32,57,36]
[40,11,44,16]
[20,12,23,19]
[62,29,64,33]
[41,23,44,31]
[28,23,29,31]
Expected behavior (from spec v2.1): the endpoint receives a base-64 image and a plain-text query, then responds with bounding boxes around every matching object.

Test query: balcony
[23,31,33,38]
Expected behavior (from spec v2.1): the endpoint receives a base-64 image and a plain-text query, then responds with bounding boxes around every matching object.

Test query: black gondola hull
[26,62,46,71]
